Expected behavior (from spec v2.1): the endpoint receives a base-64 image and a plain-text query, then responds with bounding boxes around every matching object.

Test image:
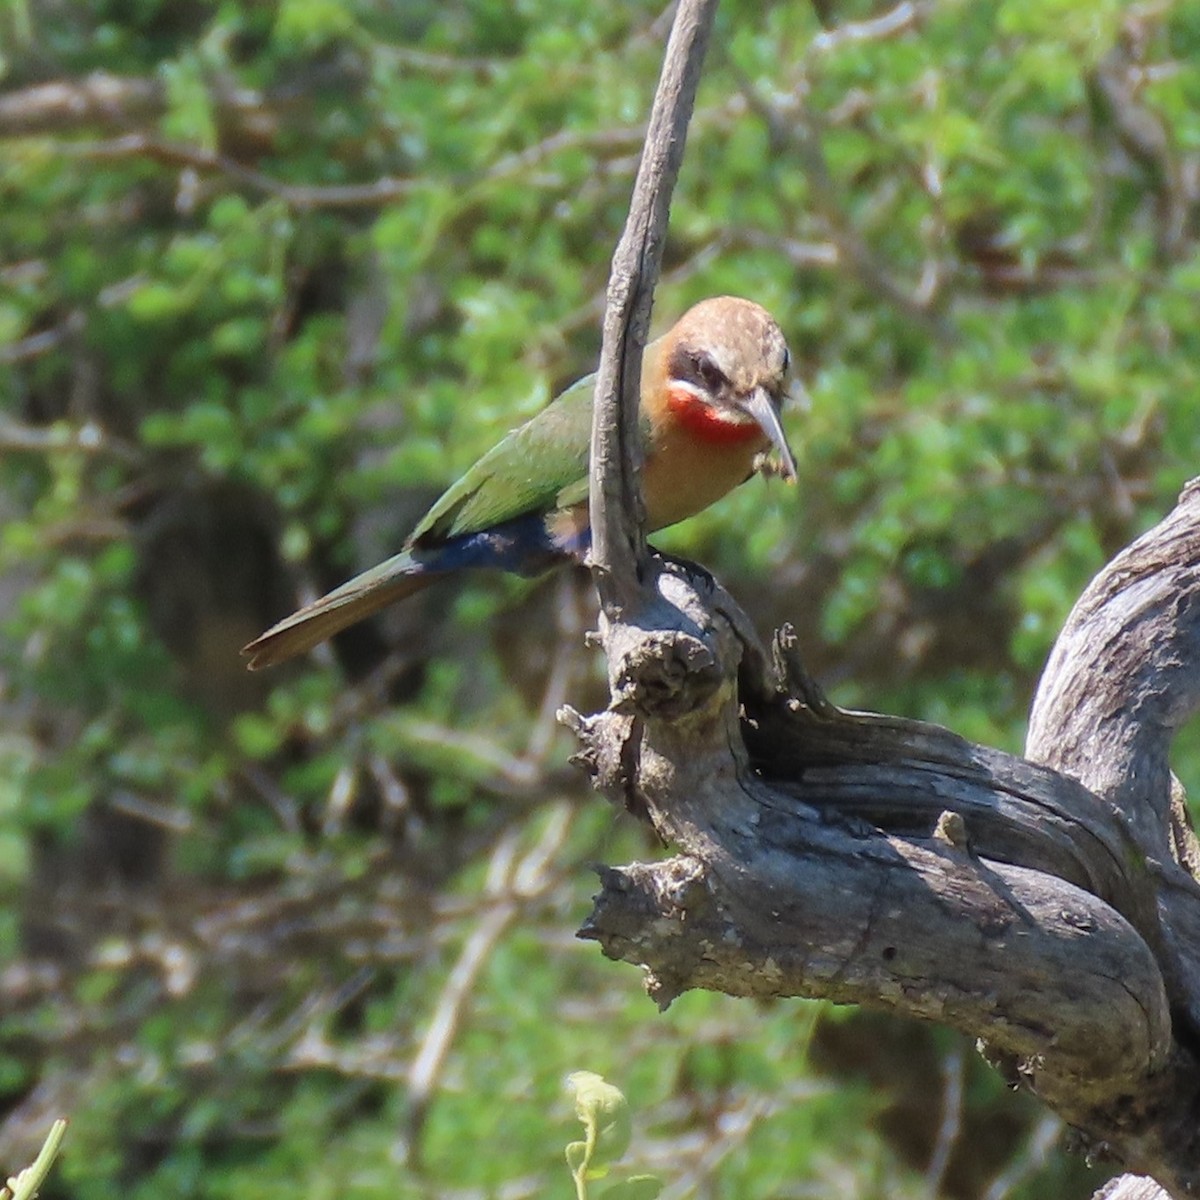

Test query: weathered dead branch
[572,12,1200,1197]
[569,472,1200,1196]
[571,4,1200,1196]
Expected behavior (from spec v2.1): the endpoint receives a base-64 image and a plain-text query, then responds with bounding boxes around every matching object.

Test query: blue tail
[412,512,588,576]
[244,513,589,668]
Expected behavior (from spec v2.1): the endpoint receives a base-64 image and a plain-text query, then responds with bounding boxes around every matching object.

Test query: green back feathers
[409,374,593,544]
[409,367,654,546]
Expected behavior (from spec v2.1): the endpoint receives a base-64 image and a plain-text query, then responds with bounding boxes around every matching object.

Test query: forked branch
[569,462,1200,1196]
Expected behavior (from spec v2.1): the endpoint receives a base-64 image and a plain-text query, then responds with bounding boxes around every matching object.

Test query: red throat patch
[665,384,764,446]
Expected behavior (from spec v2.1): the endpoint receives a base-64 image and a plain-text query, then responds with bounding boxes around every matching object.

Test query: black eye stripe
[697,354,726,391]
[668,345,729,393]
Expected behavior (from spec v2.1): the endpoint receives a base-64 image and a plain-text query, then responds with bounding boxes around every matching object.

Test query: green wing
[410,373,597,544]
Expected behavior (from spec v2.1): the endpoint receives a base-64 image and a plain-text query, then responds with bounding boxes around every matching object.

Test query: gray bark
[567,482,1200,1198]
[587,0,719,613]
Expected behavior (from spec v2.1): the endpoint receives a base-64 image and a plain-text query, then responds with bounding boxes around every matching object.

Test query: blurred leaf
[567,1071,632,1175]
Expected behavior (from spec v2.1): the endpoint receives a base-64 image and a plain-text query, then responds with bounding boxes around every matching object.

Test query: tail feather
[242,551,437,670]
[243,513,581,670]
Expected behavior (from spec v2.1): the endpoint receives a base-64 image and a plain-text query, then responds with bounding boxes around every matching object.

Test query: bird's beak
[738,386,798,483]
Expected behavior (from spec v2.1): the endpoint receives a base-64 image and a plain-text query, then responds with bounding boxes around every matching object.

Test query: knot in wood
[610,627,724,719]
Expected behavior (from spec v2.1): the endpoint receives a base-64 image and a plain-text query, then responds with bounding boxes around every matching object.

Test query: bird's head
[662,296,798,482]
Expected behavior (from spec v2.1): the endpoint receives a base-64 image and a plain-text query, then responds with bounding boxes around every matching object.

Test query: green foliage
[0,0,1193,1196]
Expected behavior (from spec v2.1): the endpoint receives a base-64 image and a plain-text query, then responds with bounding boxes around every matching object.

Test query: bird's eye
[695,352,727,393]
[782,347,791,373]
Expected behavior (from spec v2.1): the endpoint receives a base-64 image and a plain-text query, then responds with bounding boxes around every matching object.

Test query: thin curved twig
[587,0,720,615]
